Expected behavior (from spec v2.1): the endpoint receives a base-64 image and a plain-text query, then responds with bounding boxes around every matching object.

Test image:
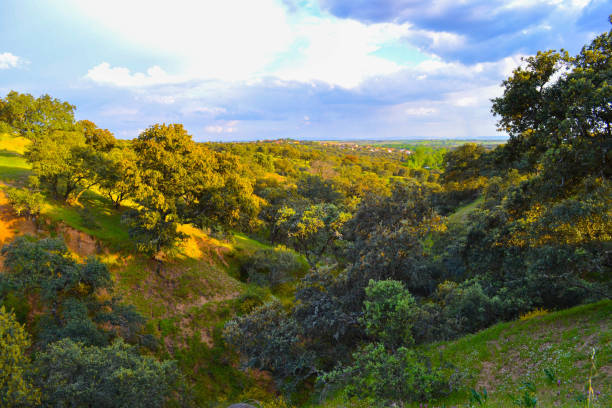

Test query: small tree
[321,343,448,405]
[25,130,101,201]
[275,203,351,267]
[5,187,44,219]
[99,147,142,208]
[362,279,417,350]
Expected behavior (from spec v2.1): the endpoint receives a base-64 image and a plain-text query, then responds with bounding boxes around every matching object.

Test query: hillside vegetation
[0,19,610,408]
[313,300,611,408]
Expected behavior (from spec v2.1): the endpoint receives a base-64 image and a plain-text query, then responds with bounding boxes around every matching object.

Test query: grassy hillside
[316,300,612,408]
[1,134,609,407]
[0,135,278,405]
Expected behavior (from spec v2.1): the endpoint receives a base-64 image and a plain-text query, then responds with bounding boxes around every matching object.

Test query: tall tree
[0,91,76,139]
[25,130,101,201]
[124,124,217,257]
[78,119,116,152]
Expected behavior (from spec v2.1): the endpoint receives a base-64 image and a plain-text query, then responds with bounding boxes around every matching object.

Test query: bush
[0,306,40,406]
[34,338,179,408]
[240,247,307,288]
[361,279,417,349]
[5,187,44,218]
[320,343,450,405]
[437,280,501,335]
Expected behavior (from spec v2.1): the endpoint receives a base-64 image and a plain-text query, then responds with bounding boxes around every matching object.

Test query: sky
[0,0,609,141]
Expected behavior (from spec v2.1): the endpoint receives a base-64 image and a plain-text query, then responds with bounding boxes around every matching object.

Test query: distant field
[368,139,506,149]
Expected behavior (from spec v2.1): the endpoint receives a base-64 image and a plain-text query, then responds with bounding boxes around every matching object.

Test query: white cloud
[0,52,22,69]
[502,0,590,11]
[274,18,413,88]
[85,63,179,87]
[187,106,227,115]
[447,85,503,107]
[74,0,434,89]
[142,95,176,104]
[205,121,238,134]
[71,0,294,82]
[414,54,525,78]
[405,107,437,115]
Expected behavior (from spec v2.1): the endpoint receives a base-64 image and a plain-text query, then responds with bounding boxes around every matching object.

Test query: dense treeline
[224,24,612,405]
[0,20,610,408]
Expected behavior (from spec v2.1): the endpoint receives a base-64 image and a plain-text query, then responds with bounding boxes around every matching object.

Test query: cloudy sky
[0,0,609,141]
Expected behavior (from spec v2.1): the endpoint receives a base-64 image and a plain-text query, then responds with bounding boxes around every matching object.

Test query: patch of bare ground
[477,361,496,390]
[0,188,38,270]
[59,223,100,257]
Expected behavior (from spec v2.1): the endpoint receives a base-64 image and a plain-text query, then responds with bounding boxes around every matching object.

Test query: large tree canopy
[0,91,76,139]
[124,124,261,256]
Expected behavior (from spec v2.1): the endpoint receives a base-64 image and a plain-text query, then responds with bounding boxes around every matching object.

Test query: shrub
[240,247,307,288]
[5,187,44,218]
[0,306,40,406]
[361,279,417,349]
[437,280,501,335]
[320,343,450,406]
[34,338,179,408]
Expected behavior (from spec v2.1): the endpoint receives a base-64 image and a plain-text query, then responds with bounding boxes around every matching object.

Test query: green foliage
[436,280,501,336]
[0,306,40,407]
[321,343,449,405]
[125,124,261,255]
[0,91,76,140]
[491,28,611,189]
[344,180,445,295]
[509,382,538,407]
[4,186,44,218]
[123,205,186,257]
[24,129,102,201]
[470,388,489,407]
[78,119,116,152]
[98,145,142,208]
[1,237,147,347]
[362,279,417,349]
[224,301,315,392]
[240,246,308,287]
[276,203,351,267]
[35,338,179,408]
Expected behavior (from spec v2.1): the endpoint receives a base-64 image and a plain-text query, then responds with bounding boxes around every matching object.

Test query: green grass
[448,196,484,224]
[0,134,32,182]
[0,152,31,182]
[0,133,30,155]
[418,301,612,407]
[314,301,611,408]
[434,300,611,407]
[43,190,132,250]
[233,232,272,251]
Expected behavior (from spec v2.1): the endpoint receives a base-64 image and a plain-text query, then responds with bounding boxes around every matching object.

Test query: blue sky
[0,0,609,141]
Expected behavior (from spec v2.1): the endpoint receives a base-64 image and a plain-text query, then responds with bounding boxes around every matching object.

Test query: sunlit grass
[448,196,483,224]
[0,133,30,155]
